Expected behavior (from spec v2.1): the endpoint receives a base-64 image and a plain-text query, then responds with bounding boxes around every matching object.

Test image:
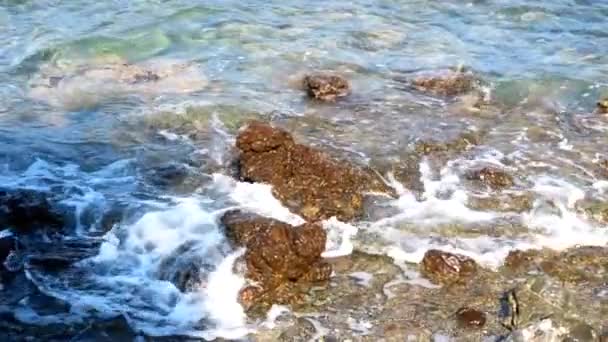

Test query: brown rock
[236,121,390,221]
[504,249,541,270]
[420,249,478,285]
[455,307,486,329]
[221,210,331,312]
[411,69,477,96]
[467,167,514,190]
[302,73,350,101]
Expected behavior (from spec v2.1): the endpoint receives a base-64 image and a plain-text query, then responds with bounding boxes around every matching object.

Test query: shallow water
[1,0,607,340]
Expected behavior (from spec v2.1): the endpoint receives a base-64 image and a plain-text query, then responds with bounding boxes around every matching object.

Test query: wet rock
[467,193,533,213]
[411,68,478,97]
[302,73,350,101]
[420,249,478,285]
[506,319,568,342]
[565,323,597,342]
[236,121,391,221]
[455,307,486,329]
[0,234,16,268]
[0,188,65,234]
[156,241,226,292]
[575,199,608,225]
[71,315,139,342]
[221,210,331,312]
[28,58,207,109]
[466,167,514,190]
[503,249,542,271]
[414,130,482,156]
[597,98,608,114]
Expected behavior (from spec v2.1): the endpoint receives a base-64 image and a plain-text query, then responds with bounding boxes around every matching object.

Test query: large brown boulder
[221,210,331,312]
[235,121,390,222]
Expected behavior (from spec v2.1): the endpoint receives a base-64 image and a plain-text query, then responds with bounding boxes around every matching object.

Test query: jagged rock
[466,167,514,190]
[411,68,478,97]
[302,73,350,101]
[0,188,65,234]
[420,249,478,285]
[221,210,331,312]
[236,121,391,221]
[455,307,486,329]
[156,241,226,292]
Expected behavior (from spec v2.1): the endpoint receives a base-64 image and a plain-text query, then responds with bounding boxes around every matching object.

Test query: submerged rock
[414,130,483,156]
[302,73,350,101]
[467,192,533,213]
[420,249,478,285]
[411,68,478,97]
[235,121,391,221]
[0,188,65,234]
[575,199,608,225]
[221,210,331,312]
[466,167,514,190]
[28,58,207,109]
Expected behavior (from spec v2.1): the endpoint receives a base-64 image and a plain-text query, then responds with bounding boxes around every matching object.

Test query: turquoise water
[1,0,607,340]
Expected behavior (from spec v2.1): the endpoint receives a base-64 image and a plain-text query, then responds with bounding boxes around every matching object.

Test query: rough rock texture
[236,121,391,221]
[467,167,514,190]
[0,188,65,234]
[455,307,486,329]
[221,210,331,313]
[575,199,608,225]
[411,69,478,97]
[420,249,478,285]
[302,73,350,101]
[467,193,533,213]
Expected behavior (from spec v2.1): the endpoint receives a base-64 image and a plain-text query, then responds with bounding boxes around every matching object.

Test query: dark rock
[455,307,486,329]
[597,98,608,114]
[71,315,138,342]
[236,121,391,222]
[411,69,478,96]
[221,210,331,312]
[414,130,482,156]
[0,234,16,267]
[466,167,514,190]
[156,241,226,292]
[302,73,350,101]
[420,249,478,285]
[0,188,65,234]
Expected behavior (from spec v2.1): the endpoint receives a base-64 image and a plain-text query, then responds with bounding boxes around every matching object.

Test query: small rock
[420,249,478,285]
[455,307,486,329]
[503,249,541,270]
[597,98,608,114]
[467,167,514,190]
[302,73,350,101]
